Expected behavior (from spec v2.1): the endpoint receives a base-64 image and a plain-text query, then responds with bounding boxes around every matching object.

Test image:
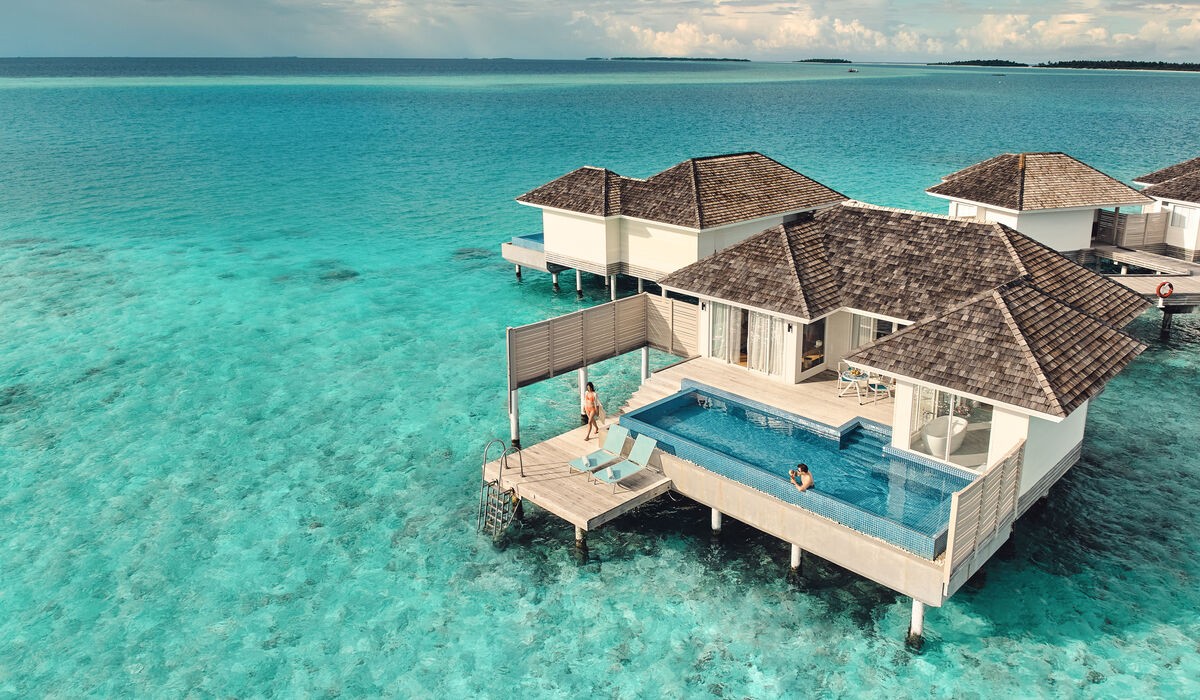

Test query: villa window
[850,314,897,349]
[1169,205,1192,229]
[800,318,827,372]
[908,386,993,468]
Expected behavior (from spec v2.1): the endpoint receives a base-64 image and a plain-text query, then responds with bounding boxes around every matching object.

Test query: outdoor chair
[594,434,657,493]
[568,424,630,479]
[862,374,895,404]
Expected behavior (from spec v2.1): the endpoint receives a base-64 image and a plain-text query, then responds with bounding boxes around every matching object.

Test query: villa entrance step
[616,378,679,417]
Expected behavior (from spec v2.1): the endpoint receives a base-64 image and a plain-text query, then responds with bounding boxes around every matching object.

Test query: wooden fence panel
[943,441,1025,596]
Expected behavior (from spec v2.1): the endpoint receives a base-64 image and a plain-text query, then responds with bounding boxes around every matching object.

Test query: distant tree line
[794,58,852,64]
[928,59,1028,67]
[1037,60,1200,72]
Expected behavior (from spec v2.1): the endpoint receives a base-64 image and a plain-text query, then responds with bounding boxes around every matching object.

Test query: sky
[2,1,1199,62]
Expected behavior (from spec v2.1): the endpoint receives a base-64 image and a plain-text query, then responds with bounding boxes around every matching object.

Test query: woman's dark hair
[797,463,809,473]
[586,382,595,392]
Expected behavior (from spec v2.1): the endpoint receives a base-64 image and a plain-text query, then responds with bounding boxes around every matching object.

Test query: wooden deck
[1092,245,1200,306]
[484,422,672,531]
[630,357,894,428]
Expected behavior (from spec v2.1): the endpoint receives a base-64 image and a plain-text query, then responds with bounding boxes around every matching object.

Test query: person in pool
[789,464,813,492]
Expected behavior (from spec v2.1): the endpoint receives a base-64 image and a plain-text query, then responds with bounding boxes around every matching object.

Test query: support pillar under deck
[514,264,522,280]
[508,389,520,449]
[790,544,802,571]
[907,599,925,649]
[575,269,583,298]
[551,271,559,291]
[710,508,722,534]
[609,274,617,301]
[575,526,586,549]
[578,367,589,425]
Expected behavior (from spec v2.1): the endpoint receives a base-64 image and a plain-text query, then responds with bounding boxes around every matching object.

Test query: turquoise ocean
[1,58,1199,697]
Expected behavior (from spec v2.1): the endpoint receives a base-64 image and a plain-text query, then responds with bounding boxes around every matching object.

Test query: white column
[711,508,722,533]
[637,278,644,293]
[514,264,522,279]
[508,389,520,447]
[551,271,559,288]
[609,274,618,301]
[575,269,583,297]
[578,367,588,423]
[641,347,650,381]
[908,599,925,645]
[790,544,802,570]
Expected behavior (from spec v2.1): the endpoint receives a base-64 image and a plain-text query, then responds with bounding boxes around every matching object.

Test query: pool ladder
[476,439,523,539]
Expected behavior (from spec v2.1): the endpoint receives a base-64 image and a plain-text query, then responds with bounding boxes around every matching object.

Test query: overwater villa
[1132,156,1200,262]
[925,151,1152,253]
[501,152,846,296]
[482,155,1151,644]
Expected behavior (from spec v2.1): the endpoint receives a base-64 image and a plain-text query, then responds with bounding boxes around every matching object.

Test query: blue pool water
[2,58,1200,696]
[625,389,971,538]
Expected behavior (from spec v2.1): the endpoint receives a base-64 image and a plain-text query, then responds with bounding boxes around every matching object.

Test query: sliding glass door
[709,302,784,377]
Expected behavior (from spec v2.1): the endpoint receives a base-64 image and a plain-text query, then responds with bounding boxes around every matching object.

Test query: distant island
[601,56,751,62]
[795,58,852,64]
[1037,60,1200,72]
[928,59,1028,67]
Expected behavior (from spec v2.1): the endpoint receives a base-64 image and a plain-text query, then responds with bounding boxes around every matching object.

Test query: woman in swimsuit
[583,381,602,441]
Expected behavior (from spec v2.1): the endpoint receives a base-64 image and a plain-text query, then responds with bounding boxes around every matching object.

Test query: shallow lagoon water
[1,59,1199,697]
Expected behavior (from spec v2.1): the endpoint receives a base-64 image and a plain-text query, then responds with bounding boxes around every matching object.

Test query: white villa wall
[987,407,1030,468]
[783,322,800,384]
[822,311,853,369]
[542,210,612,267]
[1021,401,1087,496]
[699,216,787,258]
[1162,202,1199,251]
[1012,209,1096,252]
[891,383,915,450]
[622,219,700,278]
[948,201,978,219]
[975,206,1018,228]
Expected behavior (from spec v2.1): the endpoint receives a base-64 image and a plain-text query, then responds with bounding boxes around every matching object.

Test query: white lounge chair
[568,425,629,479]
[593,434,657,493]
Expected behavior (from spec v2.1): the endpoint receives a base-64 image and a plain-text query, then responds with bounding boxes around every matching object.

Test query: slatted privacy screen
[646,296,699,357]
[1096,210,1168,248]
[506,294,699,392]
[942,441,1024,597]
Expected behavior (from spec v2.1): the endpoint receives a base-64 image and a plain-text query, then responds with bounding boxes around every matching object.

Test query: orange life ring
[1156,281,1174,299]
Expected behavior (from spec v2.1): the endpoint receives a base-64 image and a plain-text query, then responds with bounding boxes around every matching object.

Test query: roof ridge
[690,159,704,228]
[690,151,760,162]
[779,222,814,318]
[1016,153,1027,211]
[991,223,1029,279]
[992,286,1065,416]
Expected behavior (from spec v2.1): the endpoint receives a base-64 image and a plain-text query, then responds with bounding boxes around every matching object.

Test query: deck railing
[942,440,1024,596]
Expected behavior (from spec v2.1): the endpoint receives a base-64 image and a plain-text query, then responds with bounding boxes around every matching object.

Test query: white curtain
[747,311,785,376]
[850,314,874,349]
[727,307,743,364]
[709,302,728,361]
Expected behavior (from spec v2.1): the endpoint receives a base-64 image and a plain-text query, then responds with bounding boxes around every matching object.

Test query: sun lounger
[593,434,657,493]
[568,425,630,478]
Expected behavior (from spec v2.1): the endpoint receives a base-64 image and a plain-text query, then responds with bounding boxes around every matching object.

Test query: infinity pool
[621,385,976,558]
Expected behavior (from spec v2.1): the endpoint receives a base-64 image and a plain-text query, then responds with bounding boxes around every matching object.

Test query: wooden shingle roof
[1133,156,1200,185]
[1142,169,1200,205]
[662,203,1147,325]
[517,153,845,228]
[847,283,1145,417]
[927,152,1152,211]
[660,203,1149,417]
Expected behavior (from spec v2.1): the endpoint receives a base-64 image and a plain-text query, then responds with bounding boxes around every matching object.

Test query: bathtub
[923,415,968,457]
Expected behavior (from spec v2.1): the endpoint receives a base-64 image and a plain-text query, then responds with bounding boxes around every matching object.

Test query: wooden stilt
[508,389,520,449]
[906,599,925,649]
